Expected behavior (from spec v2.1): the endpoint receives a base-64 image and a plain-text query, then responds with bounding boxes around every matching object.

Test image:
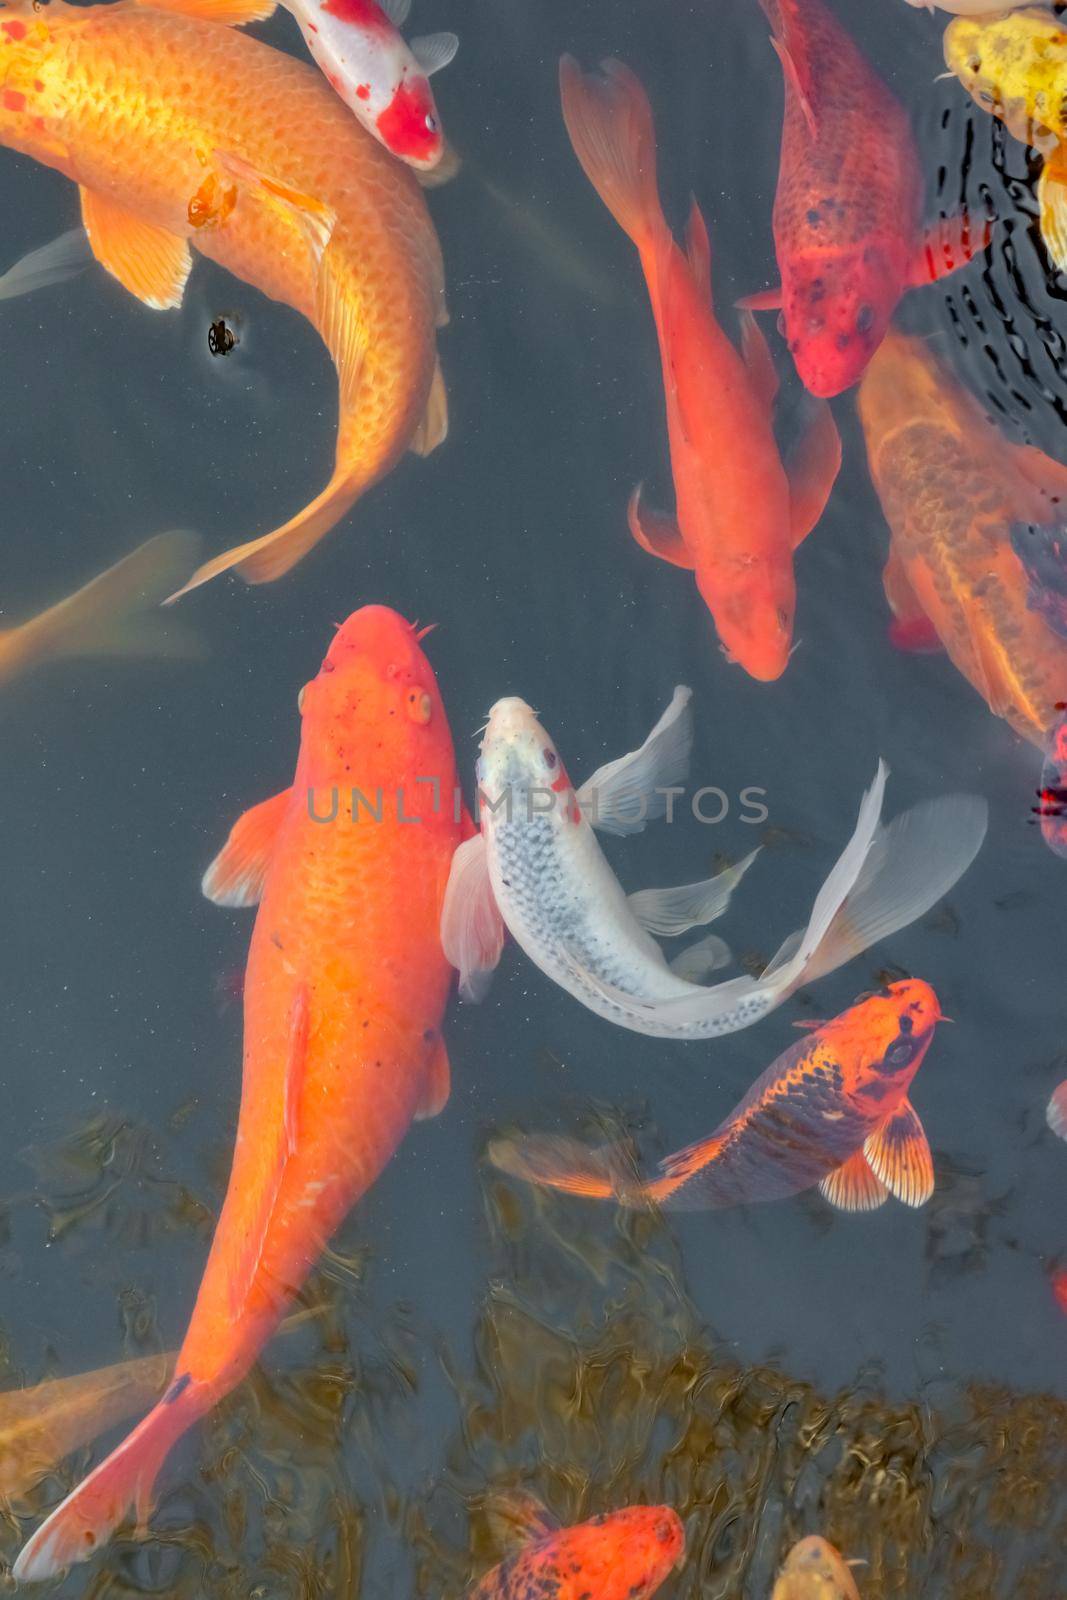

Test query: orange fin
[787,397,841,547]
[740,308,779,411]
[627,484,695,569]
[409,355,449,458]
[863,1099,934,1207]
[132,0,276,19]
[909,211,993,288]
[484,1490,559,1553]
[440,833,506,1003]
[684,197,712,302]
[415,1035,451,1121]
[1047,1078,1067,1141]
[80,188,192,310]
[738,286,783,311]
[558,55,663,251]
[770,34,817,138]
[229,984,309,1320]
[882,548,942,652]
[487,1134,627,1199]
[889,614,943,653]
[819,1149,889,1212]
[202,788,291,907]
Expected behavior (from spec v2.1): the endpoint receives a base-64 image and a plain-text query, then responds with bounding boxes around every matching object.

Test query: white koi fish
[285,0,457,171]
[441,691,988,1040]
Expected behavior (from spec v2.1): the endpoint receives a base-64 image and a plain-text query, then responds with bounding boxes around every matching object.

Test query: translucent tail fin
[559,55,664,252]
[1,531,202,685]
[12,1380,203,1581]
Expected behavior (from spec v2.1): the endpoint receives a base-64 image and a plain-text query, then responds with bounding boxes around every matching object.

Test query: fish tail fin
[559,55,665,252]
[760,764,988,999]
[487,1133,640,1201]
[12,1380,205,1582]
[4,531,202,679]
[164,473,361,601]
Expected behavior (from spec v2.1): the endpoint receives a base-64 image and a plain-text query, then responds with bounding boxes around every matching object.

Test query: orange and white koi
[772,1536,862,1600]
[284,0,456,171]
[0,0,449,597]
[490,981,942,1214]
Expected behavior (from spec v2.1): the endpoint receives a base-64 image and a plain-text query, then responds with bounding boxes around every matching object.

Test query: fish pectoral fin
[786,396,841,548]
[627,849,759,936]
[576,684,692,836]
[739,308,779,410]
[668,931,733,982]
[737,286,782,311]
[863,1099,934,1207]
[414,1035,451,1120]
[1038,153,1067,273]
[409,31,459,76]
[131,0,277,22]
[908,210,993,288]
[202,788,292,907]
[819,1149,889,1213]
[0,227,91,302]
[684,196,712,302]
[483,1491,559,1555]
[440,833,505,1002]
[409,356,449,457]
[883,548,943,653]
[79,188,192,311]
[626,484,695,569]
[380,0,411,24]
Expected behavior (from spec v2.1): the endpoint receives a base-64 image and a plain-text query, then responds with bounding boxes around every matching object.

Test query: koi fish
[442,690,987,1039]
[490,981,941,1215]
[283,0,457,172]
[856,330,1067,752]
[469,1495,684,1600]
[13,606,464,1580]
[1035,711,1067,855]
[908,0,1054,12]
[559,57,840,681]
[943,8,1067,271]
[0,531,200,688]
[744,0,988,396]
[0,0,448,598]
[772,1537,862,1600]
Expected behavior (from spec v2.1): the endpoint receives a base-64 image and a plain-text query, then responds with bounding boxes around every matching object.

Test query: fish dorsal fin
[317,250,367,418]
[626,486,694,570]
[440,833,505,1002]
[133,0,278,25]
[819,1149,889,1213]
[684,197,712,303]
[202,789,292,907]
[410,31,458,76]
[215,150,336,263]
[380,0,410,24]
[484,1491,559,1554]
[409,355,449,457]
[863,1099,934,1207]
[414,1034,451,1120]
[627,850,759,937]
[786,396,841,549]
[79,188,192,310]
[229,984,309,1320]
[577,685,693,835]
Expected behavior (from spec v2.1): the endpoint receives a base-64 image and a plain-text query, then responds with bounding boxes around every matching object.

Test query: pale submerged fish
[441,690,988,1040]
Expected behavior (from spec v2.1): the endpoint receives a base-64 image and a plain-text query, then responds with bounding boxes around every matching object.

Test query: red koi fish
[469,1495,684,1600]
[744,0,989,396]
[13,606,464,1580]
[560,56,840,681]
[491,981,941,1213]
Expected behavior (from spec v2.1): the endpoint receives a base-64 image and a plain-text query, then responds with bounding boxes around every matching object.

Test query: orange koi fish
[14,606,463,1580]
[491,981,941,1213]
[0,0,448,597]
[744,0,988,396]
[772,1536,862,1600]
[0,532,200,688]
[857,330,1067,850]
[469,1496,684,1600]
[559,57,840,682]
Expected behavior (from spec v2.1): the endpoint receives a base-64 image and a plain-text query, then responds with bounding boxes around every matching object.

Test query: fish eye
[425,113,437,132]
[407,688,433,724]
[856,303,875,335]
[543,748,558,769]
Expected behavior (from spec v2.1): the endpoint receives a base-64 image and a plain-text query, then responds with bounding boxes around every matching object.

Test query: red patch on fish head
[376,74,442,167]
[320,0,390,28]
[1,17,27,38]
[696,560,794,683]
[302,605,455,792]
[783,250,898,397]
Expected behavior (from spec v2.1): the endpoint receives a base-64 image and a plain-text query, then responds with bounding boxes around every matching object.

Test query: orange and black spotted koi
[490,981,942,1214]
[468,1503,684,1600]
[1035,714,1067,859]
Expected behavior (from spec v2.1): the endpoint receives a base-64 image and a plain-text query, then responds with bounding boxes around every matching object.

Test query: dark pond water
[1,0,1066,1594]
